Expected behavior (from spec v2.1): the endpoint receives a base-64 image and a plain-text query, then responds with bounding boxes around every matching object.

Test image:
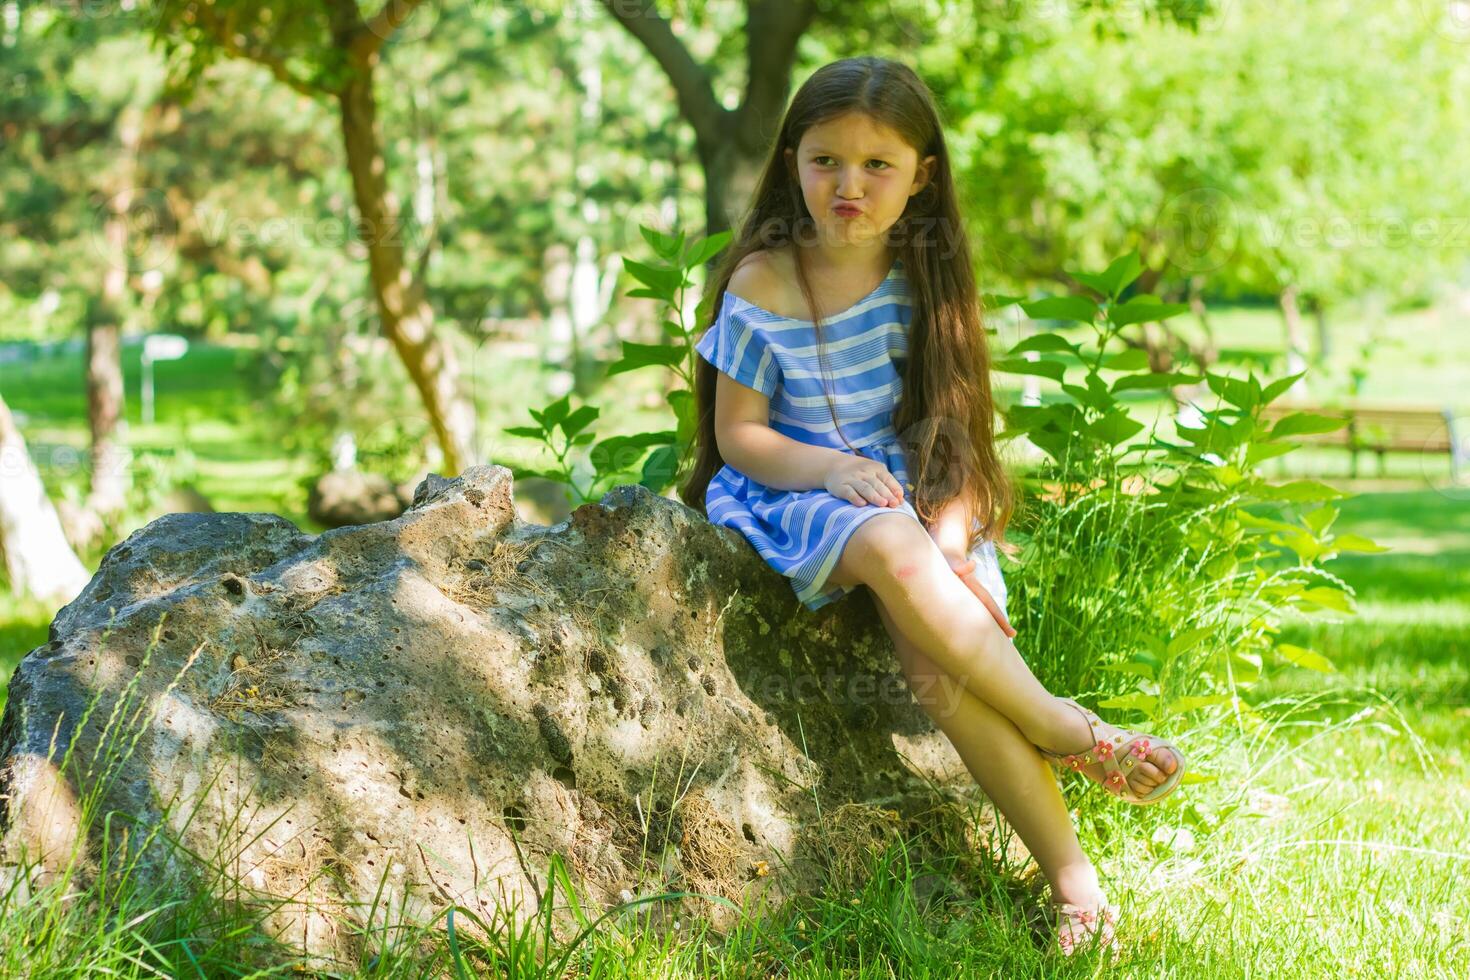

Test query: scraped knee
[828,513,933,590]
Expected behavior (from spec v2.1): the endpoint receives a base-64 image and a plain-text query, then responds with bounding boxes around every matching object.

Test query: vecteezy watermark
[743,664,978,720]
[1154,186,1241,275]
[362,0,442,45]
[1256,213,1470,251]
[90,188,179,273]
[1424,414,1470,502]
[1418,0,1470,42]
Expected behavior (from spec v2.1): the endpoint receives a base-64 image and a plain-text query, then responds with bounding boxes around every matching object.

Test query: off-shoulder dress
[694,256,1008,613]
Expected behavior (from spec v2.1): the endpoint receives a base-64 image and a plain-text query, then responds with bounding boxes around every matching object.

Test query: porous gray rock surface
[0,465,997,963]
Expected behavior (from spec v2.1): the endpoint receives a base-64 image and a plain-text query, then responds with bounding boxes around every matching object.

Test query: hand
[825,455,905,508]
[944,552,1016,638]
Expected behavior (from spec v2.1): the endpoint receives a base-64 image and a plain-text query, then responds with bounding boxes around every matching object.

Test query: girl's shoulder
[727,247,801,318]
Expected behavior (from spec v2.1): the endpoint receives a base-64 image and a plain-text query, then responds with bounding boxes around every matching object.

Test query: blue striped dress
[694,257,1008,613]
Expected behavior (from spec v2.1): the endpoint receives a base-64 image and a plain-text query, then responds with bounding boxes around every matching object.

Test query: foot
[1054,898,1120,959]
[1041,698,1180,800]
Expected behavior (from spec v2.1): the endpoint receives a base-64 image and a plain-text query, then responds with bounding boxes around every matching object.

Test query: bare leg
[828,512,1178,795]
[870,590,1104,906]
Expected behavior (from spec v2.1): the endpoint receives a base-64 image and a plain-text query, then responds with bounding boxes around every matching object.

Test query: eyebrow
[807,146,902,158]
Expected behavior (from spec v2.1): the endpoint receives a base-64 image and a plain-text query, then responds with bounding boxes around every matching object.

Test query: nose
[836,165,865,199]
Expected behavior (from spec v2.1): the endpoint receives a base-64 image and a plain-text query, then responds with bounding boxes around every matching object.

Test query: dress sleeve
[695,298,781,397]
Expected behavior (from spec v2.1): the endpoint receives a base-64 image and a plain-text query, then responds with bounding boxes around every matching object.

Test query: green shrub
[989,251,1378,727]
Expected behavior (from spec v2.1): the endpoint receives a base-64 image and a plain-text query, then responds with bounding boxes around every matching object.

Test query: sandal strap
[1044,698,1186,804]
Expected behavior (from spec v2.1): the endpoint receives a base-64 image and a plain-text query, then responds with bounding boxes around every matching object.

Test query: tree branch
[737,0,818,152]
[190,2,323,98]
[596,0,729,148]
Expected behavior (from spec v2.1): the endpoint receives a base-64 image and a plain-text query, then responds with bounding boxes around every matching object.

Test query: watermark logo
[1154,186,1241,275]
[90,188,178,273]
[1418,0,1470,43]
[1425,414,1470,501]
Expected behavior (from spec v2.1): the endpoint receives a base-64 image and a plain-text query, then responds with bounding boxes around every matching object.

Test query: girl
[678,57,1187,959]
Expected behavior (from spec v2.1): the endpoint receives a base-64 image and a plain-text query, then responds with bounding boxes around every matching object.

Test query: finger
[961,575,1016,637]
[858,479,891,506]
[882,474,905,500]
[863,474,899,506]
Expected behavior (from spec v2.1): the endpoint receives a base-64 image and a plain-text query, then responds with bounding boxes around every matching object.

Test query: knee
[851,515,933,583]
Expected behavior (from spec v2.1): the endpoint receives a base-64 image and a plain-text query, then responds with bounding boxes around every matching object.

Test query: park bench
[1257,402,1465,479]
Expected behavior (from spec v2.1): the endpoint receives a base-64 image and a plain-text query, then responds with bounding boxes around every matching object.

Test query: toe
[1150,748,1177,774]
[1134,761,1164,787]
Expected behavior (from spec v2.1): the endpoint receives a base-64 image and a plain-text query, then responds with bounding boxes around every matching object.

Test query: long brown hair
[678,56,1014,554]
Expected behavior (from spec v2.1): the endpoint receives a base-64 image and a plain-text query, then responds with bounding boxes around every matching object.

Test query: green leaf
[607,341,686,377]
[660,319,686,340]
[639,445,680,491]
[1302,506,1338,535]
[638,226,682,261]
[1270,529,1328,563]
[682,230,731,269]
[1062,378,1115,413]
[1166,627,1214,657]
[1237,510,1300,535]
[542,393,572,428]
[1020,296,1100,323]
[1332,533,1389,554]
[503,425,546,440]
[622,258,683,295]
[1108,301,1191,327]
[1101,348,1150,371]
[1086,411,1144,446]
[1246,441,1298,465]
[993,357,1066,381]
[1101,250,1144,297]
[982,293,1025,310]
[1268,412,1349,440]
[1073,250,1143,300]
[1276,644,1335,672]
[1111,371,1202,393]
[1253,479,1348,502]
[1206,372,1259,411]
[558,405,600,439]
[1261,372,1307,404]
[1007,333,1079,356]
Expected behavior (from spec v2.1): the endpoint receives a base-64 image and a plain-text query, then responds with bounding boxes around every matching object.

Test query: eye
[813,156,891,170]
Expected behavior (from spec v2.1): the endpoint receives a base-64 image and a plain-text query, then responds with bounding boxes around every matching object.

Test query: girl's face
[784,112,937,250]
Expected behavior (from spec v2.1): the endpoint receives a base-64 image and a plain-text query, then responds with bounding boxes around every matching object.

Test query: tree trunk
[1279,284,1310,399]
[86,105,143,518]
[1309,296,1330,363]
[599,0,814,237]
[0,396,90,603]
[337,65,475,476]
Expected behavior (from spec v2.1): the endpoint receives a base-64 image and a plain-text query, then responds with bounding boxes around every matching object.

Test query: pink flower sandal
[1038,697,1187,805]
[1053,897,1121,960]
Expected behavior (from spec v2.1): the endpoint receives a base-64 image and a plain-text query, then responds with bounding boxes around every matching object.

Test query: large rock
[0,465,1001,965]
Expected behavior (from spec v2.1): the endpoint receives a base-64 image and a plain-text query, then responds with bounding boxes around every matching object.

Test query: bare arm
[709,369,844,491]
